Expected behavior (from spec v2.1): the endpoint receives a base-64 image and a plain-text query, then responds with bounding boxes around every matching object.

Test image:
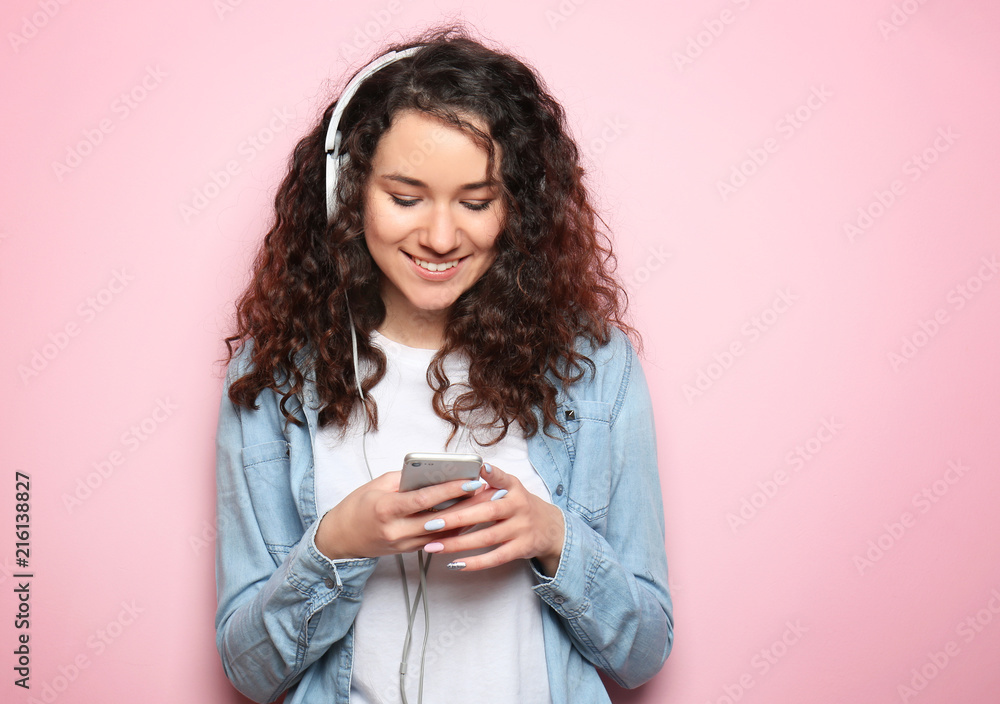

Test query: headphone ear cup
[324,45,422,221]
[326,148,351,221]
[334,153,349,200]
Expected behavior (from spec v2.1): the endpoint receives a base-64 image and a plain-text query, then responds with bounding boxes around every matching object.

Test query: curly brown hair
[224,23,637,445]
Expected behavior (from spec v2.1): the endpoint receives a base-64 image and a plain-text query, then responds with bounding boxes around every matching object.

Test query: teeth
[413,257,459,272]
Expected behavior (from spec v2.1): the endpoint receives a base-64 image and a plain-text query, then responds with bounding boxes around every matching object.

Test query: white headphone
[324,45,424,404]
[323,44,436,704]
[325,45,423,222]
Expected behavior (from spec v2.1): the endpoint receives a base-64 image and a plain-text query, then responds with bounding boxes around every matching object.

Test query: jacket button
[553,595,565,604]
[323,577,335,589]
[555,484,564,496]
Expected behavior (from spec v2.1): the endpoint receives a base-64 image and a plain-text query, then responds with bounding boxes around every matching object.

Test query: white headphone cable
[348,301,433,704]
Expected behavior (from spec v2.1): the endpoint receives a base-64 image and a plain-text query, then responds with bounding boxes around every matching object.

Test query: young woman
[214,26,673,704]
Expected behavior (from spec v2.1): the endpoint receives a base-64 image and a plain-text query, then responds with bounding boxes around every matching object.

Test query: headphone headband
[325,45,423,221]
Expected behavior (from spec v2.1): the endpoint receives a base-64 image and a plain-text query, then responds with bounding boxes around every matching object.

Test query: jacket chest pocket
[242,440,302,564]
[560,400,613,526]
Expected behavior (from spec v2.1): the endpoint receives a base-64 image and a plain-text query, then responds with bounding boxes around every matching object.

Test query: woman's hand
[421,464,566,577]
[314,471,484,560]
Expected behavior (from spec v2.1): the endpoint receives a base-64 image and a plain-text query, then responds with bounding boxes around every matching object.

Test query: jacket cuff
[288,519,378,612]
[530,508,599,618]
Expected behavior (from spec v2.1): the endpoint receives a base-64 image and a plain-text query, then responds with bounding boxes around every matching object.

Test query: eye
[462,200,493,212]
[390,194,494,212]
[389,194,419,207]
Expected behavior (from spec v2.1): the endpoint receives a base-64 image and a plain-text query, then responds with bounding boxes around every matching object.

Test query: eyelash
[389,195,493,212]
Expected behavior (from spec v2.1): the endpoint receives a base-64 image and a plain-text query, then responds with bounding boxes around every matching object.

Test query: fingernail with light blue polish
[483,463,493,474]
[490,489,508,501]
[462,479,484,492]
[424,518,446,531]
[447,561,466,570]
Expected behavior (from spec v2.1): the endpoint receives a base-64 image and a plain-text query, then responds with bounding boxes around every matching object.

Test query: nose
[419,202,461,254]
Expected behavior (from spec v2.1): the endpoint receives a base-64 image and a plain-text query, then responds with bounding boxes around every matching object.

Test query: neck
[377,302,448,351]
[377,314,446,349]
[376,277,453,349]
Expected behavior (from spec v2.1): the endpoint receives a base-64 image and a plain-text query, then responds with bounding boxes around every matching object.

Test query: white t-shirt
[313,331,552,704]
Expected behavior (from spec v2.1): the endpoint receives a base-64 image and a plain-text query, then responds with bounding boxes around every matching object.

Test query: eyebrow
[379,173,496,191]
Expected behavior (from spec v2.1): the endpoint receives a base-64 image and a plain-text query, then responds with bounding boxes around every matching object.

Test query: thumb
[482,462,508,488]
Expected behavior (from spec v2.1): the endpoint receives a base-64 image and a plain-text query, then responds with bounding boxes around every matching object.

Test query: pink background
[3,1,999,702]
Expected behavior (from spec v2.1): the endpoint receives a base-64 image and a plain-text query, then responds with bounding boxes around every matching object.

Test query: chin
[413,299,460,315]
[404,286,467,310]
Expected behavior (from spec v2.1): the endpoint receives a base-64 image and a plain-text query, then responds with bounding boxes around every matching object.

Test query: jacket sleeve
[214,349,377,702]
[531,332,674,688]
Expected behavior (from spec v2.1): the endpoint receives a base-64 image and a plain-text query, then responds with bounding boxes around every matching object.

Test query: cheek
[475,214,504,252]
[365,204,407,246]
[472,238,500,278]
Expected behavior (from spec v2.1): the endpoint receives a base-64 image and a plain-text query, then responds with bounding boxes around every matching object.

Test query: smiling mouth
[409,255,463,272]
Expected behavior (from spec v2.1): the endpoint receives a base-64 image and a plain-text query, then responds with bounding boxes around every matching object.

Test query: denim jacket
[214,327,673,703]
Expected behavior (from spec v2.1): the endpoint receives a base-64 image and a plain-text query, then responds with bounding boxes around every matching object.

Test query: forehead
[372,110,498,180]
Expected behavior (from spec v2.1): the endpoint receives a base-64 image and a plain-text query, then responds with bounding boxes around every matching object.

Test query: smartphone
[399,452,484,510]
